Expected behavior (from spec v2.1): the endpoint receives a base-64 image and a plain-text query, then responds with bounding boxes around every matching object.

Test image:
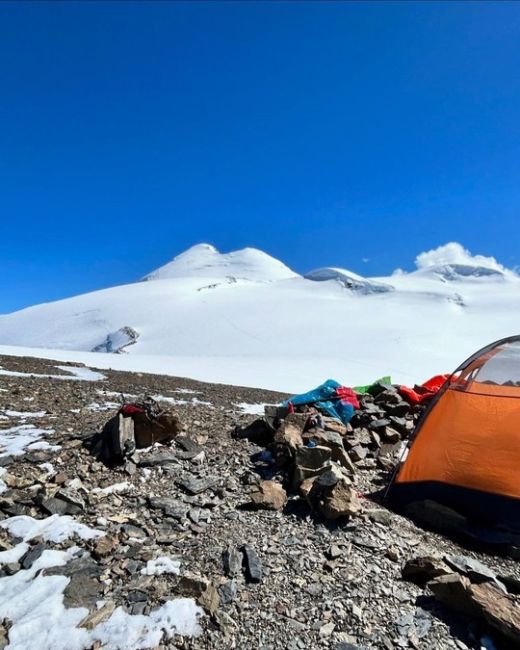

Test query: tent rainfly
[390,335,520,530]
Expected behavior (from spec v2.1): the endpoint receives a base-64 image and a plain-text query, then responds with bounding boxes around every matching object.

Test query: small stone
[327,544,343,560]
[367,509,393,525]
[320,622,335,637]
[386,546,400,562]
[218,579,237,605]
[79,601,116,630]
[178,574,220,615]
[93,536,118,559]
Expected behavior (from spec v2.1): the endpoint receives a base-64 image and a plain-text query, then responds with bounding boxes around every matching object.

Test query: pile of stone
[402,553,520,646]
[237,382,426,520]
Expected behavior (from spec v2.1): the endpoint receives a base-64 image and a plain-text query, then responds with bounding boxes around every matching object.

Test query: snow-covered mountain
[142,243,298,282]
[0,242,518,392]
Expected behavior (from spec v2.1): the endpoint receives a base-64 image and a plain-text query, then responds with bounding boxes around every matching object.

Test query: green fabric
[353,376,392,394]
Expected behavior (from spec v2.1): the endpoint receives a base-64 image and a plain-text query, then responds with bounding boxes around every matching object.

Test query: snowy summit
[142,244,298,282]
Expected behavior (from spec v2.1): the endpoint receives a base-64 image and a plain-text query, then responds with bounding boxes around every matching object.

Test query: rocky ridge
[0,354,518,650]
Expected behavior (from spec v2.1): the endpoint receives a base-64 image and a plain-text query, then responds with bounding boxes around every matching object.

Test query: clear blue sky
[1,1,520,313]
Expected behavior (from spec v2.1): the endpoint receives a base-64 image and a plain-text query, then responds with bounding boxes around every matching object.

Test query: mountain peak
[142,244,298,282]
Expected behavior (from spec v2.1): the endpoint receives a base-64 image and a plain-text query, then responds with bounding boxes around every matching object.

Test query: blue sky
[1,1,520,312]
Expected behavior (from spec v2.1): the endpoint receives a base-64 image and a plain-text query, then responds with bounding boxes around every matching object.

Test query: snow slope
[0,242,519,393]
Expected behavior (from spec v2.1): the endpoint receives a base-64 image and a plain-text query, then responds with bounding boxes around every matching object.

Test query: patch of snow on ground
[0,514,104,543]
[236,402,272,415]
[0,467,6,494]
[1,410,46,418]
[0,544,202,650]
[26,440,61,452]
[0,425,55,457]
[152,394,212,408]
[140,556,181,576]
[55,366,106,381]
[87,401,120,412]
[38,462,56,476]
[98,390,135,400]
[92,482,133,495]
[0,545,91,650]
[91,600,203,647]
[191,397,213,407]
[0,365,105,382]
[92,598,203,650]
[0,540,30,564]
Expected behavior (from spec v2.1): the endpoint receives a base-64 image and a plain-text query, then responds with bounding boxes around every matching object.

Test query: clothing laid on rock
[87,397,183,464]
[283,379,359,425]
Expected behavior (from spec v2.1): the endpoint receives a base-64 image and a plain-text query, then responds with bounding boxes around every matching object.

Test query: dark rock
[349,445,368,462]
[177,475,219,495]
[444,554,499,585]
[369,418,391,431]
[138,452,179,467]
[218,579,237,605]
[498,574,520,595]
[402,556,451,585]
[388,416,407,431]
[41,497,72,516]
[294,445,331,470]
[62,560,103,607]
[223,547,242,578]
[233,419,273,446]
[242,544,262,583]
[128,590,148,603]
[20,543,45,570]
[122,524,148,539]
[175,435,203,453]
[385,401,411,417]
[148,496,188,519]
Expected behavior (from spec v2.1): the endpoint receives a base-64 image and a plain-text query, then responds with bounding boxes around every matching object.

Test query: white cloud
[414,242,505,271]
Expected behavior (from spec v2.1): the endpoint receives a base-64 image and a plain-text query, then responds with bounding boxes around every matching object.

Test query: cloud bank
[414,242,505,272]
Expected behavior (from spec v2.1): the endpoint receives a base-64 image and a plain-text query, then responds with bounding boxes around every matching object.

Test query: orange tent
[390,336,520,530]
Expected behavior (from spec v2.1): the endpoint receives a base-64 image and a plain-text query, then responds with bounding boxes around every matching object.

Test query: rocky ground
[0,354,518,650]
